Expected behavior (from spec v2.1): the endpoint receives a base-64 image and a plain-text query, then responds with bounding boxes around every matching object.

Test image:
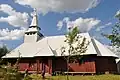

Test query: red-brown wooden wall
[7,55,117,74]
[95,57,117,74]
[53,56,96,73]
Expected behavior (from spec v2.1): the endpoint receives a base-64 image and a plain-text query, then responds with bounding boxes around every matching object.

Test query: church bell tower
[24,9,43,43]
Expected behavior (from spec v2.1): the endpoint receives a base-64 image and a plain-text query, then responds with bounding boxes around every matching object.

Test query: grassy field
[28,74,120,80]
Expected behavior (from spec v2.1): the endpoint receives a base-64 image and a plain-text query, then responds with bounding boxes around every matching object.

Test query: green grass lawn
[28,74,120,80]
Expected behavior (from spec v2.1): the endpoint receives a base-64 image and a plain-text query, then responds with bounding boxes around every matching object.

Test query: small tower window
[33,32,36,34]
[30,33,32,35]
[26,33,29,35]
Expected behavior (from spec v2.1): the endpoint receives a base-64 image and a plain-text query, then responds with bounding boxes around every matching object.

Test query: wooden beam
[48,58,52,74]
[36,58,40,74]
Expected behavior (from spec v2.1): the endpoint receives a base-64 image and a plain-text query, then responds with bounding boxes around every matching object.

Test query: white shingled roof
[2,33,118,58]
[91,38,118,57]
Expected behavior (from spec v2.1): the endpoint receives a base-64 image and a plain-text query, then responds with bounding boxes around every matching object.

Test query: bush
[3,70,23,80]
[0,63,23,80]
[23,76,32,80]
[0,68,6,78]
[29,74,42,80]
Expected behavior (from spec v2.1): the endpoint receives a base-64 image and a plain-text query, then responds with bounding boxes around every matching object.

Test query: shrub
[0,63,23,80]
[23,76,32,80]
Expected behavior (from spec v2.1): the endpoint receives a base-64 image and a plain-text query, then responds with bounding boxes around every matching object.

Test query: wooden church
[3,10,118,75]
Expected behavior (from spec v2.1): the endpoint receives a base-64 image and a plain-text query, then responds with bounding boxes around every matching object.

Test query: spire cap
[30,8,38,27]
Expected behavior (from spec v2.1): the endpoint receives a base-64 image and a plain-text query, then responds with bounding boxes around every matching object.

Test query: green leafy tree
[0,45,9,65]
[0,62,22,80]
[0,45,9,58]
[0,54,23,80]
[0,46,23,80]
[3,63,22,80]
[61,27,89,80]
[104,14,120,48]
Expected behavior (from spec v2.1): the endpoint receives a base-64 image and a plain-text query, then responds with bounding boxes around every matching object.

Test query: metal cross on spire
[33,8,37,16]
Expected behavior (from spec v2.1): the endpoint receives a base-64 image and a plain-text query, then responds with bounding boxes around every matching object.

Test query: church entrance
[41,58,47,73]
[36,57,52,74]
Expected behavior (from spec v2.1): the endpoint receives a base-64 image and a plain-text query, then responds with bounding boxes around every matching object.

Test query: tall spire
[24,8,43,43]
[30,8,38,27]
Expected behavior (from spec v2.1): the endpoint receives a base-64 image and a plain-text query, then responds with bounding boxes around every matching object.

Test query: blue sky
[0,0,120,49]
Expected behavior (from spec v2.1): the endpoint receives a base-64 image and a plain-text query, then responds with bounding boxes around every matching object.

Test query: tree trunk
[66,56,69,80]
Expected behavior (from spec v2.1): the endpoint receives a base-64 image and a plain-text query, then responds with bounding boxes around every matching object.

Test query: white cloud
[0,28,26,40]
[15,0,100,14]
[57,21,63,30]
[57,17,100,32]
[0,4,29,28]
[106,22,112,26]
[96,22,112,31]
[0,4,30,40]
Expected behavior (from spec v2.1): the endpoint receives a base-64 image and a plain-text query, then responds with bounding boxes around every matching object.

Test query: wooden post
[36,58,40,74]
[48,58,52,75]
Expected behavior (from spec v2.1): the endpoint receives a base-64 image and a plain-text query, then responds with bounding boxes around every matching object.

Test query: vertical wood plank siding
[96,57,117,74]
[8,55,117,74]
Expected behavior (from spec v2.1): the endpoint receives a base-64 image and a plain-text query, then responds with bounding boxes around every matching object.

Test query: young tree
[0,45,9,58]
[61,27,89,80]
[104,14,120,48]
